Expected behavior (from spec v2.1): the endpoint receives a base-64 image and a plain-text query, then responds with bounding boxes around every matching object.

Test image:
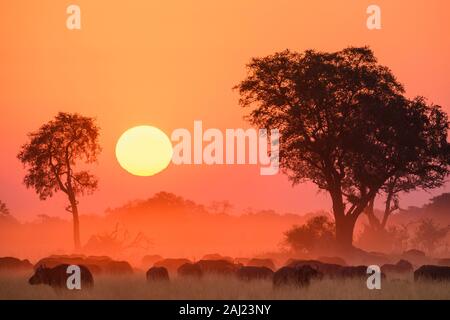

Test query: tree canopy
[17,112,101,249]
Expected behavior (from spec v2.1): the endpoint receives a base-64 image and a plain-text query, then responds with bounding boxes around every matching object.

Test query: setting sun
[115,126,173,176]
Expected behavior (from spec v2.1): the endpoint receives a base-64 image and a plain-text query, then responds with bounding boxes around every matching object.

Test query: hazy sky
[1,0,449,220]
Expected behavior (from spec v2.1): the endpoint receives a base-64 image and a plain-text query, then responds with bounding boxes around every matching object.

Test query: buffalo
[178,263,203,278]
[202,254,234,263]
[247,258,275,270]
[0,257,33,272]
[414,265,450,282]
[381,259,413,275]
[287,259,382,279]
[196,259,240,275]
[317,256,347,266]
[146,267,170,282]
[287,260,342,277]
[237,266,274,281]
[29,264,94,290]
[34,255,132,275]
[273,265,323,288]
[153,258,192,274]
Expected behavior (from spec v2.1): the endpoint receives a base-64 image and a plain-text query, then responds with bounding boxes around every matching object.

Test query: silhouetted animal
[29,264,94,290]
[414,265,450,282]
[153,258,192,274]
[0,257,33,272]
[247,258,275,270]
[336,265,370,278]
[273,265,323,288]
[237,266,274,281]
[146,267,169,282]
[287,259,380,279]
[287,260,342,277]
[34,255,132,275]
[317,256,347,266]
[381,259,413,275]
[178,263,203,278]
[196,260,240,275]
[104,261,133,275]
[202,254,234,263]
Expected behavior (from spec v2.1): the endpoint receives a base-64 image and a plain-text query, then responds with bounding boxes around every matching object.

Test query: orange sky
[1,0,449,221]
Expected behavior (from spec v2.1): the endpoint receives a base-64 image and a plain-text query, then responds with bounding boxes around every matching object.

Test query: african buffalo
[178,263,203,278]
[414,265,450,282]
[237,266,274,281]
[146,267,170,282]
[196,259,240,275]
[317,256,347,266]
[153,258,192,274]
[273,265,323,288]
[287,260,342,277]
[381,259,413,275]
[34,255,132,275]
[336,265,370,278]
[202,254,234,263]
[0,257,33,272]
[247,258,275,270]
[29,264,94,290]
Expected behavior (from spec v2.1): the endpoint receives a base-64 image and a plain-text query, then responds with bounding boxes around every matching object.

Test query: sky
[0,0,449,221]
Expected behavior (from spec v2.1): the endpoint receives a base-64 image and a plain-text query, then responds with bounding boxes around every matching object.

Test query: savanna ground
[0,272,449,300]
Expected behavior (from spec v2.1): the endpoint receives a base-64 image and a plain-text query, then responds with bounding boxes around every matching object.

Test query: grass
[0,272,449,300]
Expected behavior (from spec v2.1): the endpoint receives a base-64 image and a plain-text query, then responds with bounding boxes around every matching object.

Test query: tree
[235,46,450,251]
[284,215,335,255]
[17,112,101,249]
[412,218,449,254]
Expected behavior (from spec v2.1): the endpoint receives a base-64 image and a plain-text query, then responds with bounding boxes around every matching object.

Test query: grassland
[0,272,449,300]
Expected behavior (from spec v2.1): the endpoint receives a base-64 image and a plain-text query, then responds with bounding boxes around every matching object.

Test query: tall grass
[0,272,448,300]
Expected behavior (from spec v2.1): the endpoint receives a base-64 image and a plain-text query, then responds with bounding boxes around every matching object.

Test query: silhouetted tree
[413,218,449,254]
[17,112,101,249]
[284,215,335,254]
[235,46,450,251]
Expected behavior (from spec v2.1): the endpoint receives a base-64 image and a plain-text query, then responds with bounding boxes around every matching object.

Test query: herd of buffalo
[1,253,450,291]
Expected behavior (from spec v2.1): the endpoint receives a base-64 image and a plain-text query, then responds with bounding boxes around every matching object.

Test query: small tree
[17,112,101,249]
[284,215,335,255]
[413,218,449,254]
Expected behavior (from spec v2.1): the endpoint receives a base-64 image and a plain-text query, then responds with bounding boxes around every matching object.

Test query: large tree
[235,46,449,252]
[18,112,101,249]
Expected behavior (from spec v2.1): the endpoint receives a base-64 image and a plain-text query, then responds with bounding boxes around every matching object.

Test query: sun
[115,126,173,176]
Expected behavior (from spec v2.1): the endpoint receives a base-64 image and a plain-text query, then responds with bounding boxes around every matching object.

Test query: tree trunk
[72,203,81,250]
[335,215,357,252]
[68,193,81,251]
